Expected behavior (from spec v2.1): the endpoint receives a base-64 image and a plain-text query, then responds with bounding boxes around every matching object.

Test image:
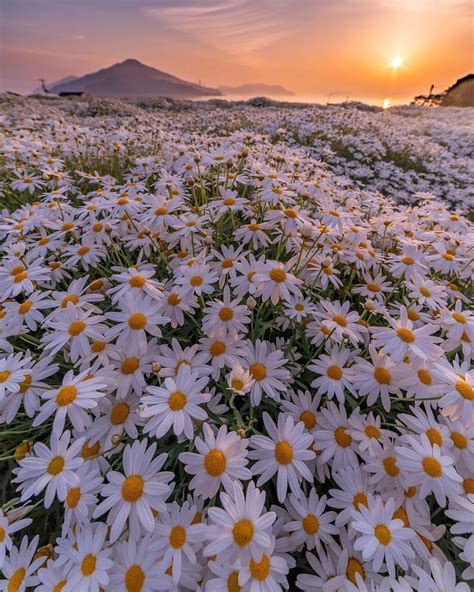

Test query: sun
[390,55,403,69]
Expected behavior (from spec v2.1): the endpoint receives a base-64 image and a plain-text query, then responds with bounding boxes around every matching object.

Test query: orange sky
[1,0,472,103]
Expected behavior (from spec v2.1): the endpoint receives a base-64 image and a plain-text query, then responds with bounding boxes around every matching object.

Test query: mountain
[32,76,78,94]
[47,59,221,98]
[219,83,294,97]
[441,74,474,107]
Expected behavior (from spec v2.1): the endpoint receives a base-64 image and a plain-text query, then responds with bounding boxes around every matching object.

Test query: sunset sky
[1,0,472,103]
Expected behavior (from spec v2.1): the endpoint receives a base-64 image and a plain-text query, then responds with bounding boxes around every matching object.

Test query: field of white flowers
[0,94,473,591]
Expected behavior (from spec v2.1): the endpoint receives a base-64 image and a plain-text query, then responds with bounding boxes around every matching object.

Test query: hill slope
[49,59,221,98]
[219,83,294,97]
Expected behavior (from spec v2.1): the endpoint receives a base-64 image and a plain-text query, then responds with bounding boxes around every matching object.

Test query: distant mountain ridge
[44,59,221,98]
[219,83,294,97]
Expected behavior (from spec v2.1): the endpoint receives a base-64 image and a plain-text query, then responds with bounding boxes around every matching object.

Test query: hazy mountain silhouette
[219,83,294,97]
[442,74,474,107]
[47,59,221,98]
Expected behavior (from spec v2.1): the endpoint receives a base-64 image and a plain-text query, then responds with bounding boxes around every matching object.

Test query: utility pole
[38,79,50,94]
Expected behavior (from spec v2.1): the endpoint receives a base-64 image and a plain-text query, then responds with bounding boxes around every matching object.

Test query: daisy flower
[313,402,359,471]
[0,535,45,592]
[179,423,252,499]
[414,557,470,592]
[93,438,173,542]
[202,286,251,336]
[153,502,205,585]
[283,489,338,551]
[238,538,291,592]
[141,365,210,440]
[371,306,443,363]
[41,303,106,362]
[351,345,401,411]
[432,358,474,422]
[205,480,276,564]
[254,260,302,305]
[316,300,366,346]
[0,508,32,569]
[351,496,415,577]
[33,369,107,434]
[60,522,113,592]
[249,413,314,503]
[308,346,356,404]
[13,430,84,508]
[395,434,462,506]
[328,465,373,526]
[242,339,291,405]
[109,534,164,592]
[106,294,169,355]
[226,363,255,396]
[0,352,31,403]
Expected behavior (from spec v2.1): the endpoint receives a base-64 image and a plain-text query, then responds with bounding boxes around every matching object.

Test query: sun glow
[390,55,403,69]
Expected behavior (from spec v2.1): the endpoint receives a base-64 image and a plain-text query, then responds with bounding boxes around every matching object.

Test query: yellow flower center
[420,287,431,297]
[122,475,145,502]
[204,449,227,476]
[0,527,5,543]
[190,276,203,287]
[455,380,474,400]
[452,312,466,324]
[353,492,368,510]
[82,441,100,459]
[365,425,381,439]
[374,524,392,546]
[129,275,146,288]
[128,313,147,330]
[48,456,65,476]
[463,478,474,494]
[332,314,347,327]
[222,258,234,269]
[327,365,343,380]
[61,294,79,308]
[168,391,187,411]
[56,385,77,406]
[393,507,409,527]
[53,580,67,592]
[66,487,81,509]
[14,271,28,283]
[169,525,186,549]
[346,558,365,585]
[249,554,270,581]
[77,246,90,256]
[422,457,442,478]
[232,519,254,547]
[121,357,140,375]
[68,320,86,336]
[404,486,417,498]
[111,403,130,425]
[275,441,293,465]
[219,307,234,321]
[374,367,391,385]
[231,378,244,391]
[283,208,298,218]
[7,568,26,592]
[299,410,316,430]
[383,456,400,477]
[426,428,442,447]
[18,300,33,314]
[210,341,226,356]
[125,565,145,592]
[367,282,380,292]
[250,363,267,381]
[407,309,419,321]
[81,554,97,576]
[91,340,106,353]
[401,256,415,265]
[334,426,352,447]
[451,431,468,450]
[270,268,287,283]
[397,327,415,343]
[302,514,320,535]
[227,572,241,592]
[0,371,11,383]
[295,303,305,311]
[417,369,432,385]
